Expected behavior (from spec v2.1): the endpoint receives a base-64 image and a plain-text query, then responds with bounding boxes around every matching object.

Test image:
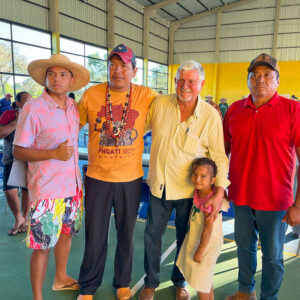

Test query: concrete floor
[1,193,300,300]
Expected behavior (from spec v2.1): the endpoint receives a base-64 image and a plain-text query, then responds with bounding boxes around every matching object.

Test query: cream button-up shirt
[145,94,230,200]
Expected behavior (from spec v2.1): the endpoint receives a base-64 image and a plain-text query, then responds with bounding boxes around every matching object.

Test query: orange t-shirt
[78,82,157,182]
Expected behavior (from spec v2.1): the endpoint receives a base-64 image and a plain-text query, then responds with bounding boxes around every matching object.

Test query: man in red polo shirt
[223,53,300,300]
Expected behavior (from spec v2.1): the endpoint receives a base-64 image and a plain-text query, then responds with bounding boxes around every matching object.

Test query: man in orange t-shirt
[77,44,157,300]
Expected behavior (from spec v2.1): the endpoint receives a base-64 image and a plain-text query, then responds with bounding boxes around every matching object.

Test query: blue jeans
[143,192,193,288]
[234,205,288,300]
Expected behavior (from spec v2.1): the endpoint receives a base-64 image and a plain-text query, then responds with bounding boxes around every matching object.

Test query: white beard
[177,88,194,102]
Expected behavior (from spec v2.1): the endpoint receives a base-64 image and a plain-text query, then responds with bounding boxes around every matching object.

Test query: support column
[168,65,173,93]
[143,7,157,60]
[168,23,180,66]
[143,58,148,87]
[168,23,180,92]
[212,11,221,103]
[49,0,60,54]
[272,0,281,58]
[107,0,115,51]
[143,7,157,86]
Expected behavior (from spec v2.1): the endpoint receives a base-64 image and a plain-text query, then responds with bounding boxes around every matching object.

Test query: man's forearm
[215,186,225,204]
[0,121,17,139]
[294,167,300,208]
[13,145,56,162]
[281,162,300,226]
[204,186,225,215]
[294,149,300,208]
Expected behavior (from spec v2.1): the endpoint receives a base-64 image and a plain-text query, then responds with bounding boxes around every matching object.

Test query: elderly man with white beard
[139,60,230,300]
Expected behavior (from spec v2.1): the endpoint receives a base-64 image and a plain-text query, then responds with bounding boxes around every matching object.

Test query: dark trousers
[78,176,142,295]
[143,192,193,288]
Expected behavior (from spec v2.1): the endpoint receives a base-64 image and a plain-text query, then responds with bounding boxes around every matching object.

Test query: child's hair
[191,157,217,178]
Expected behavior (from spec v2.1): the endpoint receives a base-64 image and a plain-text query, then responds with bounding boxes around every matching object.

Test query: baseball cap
[6,93,13,98]
[108,44,136,67]
[248,53,279,73]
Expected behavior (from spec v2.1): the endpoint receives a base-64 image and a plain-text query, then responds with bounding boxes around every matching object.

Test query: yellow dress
[176,199,227,293]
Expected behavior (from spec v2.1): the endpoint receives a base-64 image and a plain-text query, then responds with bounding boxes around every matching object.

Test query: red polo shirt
[223,92,300,211]
[0,109,16,125]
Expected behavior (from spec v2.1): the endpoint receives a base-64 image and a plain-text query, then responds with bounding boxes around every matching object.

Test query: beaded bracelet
[293,203,300,210]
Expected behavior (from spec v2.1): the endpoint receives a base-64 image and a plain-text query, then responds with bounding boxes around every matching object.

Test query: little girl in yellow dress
[177,157,229,300]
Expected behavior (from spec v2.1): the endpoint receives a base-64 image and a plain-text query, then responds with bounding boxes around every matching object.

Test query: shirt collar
[193,95,203,118]
[244,91,279,108]
[194,188,215,202]
[42,88,73,110]
[173,94,203,119]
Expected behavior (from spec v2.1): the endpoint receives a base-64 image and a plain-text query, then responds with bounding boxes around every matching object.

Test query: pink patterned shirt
[13,89,81,202]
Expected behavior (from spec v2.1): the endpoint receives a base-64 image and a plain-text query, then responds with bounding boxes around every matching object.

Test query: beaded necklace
[105,82,132,146]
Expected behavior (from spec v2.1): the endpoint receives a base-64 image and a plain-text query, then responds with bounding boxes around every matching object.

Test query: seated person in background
[205,95,222,118]
[218,97,228,118]
[0,91,32,236]
[68,92,76,100]
[0,93,13,115]
[290,94,298,101]
[11,102,17,109]
[177,157,228,300]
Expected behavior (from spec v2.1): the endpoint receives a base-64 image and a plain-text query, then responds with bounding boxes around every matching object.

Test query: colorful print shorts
[27,190,83,249]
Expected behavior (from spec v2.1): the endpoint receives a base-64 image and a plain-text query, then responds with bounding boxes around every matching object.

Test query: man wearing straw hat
[13,54,90,300]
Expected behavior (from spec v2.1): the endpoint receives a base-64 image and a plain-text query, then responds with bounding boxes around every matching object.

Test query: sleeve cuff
[216,177,231,190]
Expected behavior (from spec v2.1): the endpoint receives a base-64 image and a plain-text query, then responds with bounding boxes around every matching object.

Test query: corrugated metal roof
[133,0,240,22]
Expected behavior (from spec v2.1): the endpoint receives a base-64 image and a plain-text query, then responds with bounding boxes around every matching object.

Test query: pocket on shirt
[182,134,199,154]
[180,134,206,156]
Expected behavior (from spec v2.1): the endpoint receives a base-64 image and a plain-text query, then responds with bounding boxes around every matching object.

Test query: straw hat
[27,54,90,92]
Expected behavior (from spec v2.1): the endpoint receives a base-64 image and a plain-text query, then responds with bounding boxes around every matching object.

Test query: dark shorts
[3,164,28,192]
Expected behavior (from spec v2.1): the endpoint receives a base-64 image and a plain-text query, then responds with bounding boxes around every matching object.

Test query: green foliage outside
[148,64,168,93]
[70,52,108,101]
[0,41,44,99]
[87,52,107,83]
[1,41,168,100]
[0,44,109,101]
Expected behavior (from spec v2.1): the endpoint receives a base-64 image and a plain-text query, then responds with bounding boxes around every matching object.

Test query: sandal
[8,226,20,236]
[18,224,28,233]
[52,281,80,291]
